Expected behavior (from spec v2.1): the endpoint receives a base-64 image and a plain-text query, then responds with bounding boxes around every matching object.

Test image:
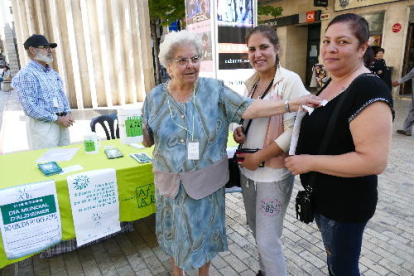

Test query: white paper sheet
[67,169,121,247]
[0,180,61,259]
[289,110,307,156]
[36,148,80,163]
[60,165,84,175]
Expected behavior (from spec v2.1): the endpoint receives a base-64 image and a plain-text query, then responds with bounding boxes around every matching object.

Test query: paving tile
[62,251,84,276]
[222,253,248,273]
[80,260,102,276]
[115,265,135,276]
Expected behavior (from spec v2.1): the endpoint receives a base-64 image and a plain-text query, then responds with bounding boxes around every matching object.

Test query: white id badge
[53,97,59,108]
[187,141,199,160]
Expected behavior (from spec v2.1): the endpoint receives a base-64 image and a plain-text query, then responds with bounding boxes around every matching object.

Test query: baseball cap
[23,34,57,50]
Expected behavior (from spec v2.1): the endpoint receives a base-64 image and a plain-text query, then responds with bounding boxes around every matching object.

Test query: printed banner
[335,0,402,11]
[67,169,121,247]
[0,180,61,259]
[217,1,255,94]
[187,1,214,76]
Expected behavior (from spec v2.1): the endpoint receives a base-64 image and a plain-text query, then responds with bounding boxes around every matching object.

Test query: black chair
[90,113,120,140]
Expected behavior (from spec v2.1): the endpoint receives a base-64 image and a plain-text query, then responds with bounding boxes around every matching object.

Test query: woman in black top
[370,46,392,89]
[286,14,394,276]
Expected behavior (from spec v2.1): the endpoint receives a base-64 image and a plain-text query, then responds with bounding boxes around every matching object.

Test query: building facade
[259,0,414,96]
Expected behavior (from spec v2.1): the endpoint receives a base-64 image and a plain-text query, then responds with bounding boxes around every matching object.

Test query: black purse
[295,81,351,224]
[226,80,274,189]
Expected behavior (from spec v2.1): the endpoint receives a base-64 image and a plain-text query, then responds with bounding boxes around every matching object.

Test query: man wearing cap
[12,34,74,150]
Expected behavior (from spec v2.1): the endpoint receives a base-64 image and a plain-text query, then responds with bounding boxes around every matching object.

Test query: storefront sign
[263,14,299,27]
[314,0,328,7]
[335,0,402,11]
[299,11,321,24]
[306,11,316,22]
[392,23,402,33]
[320,13,331,21]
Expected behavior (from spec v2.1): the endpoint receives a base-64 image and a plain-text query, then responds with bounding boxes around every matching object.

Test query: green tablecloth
[0,140,156,268]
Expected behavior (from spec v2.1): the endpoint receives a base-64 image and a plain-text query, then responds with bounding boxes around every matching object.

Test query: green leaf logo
[73,175,90,190]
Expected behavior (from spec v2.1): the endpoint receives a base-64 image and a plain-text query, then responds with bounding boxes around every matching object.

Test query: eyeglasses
[173,55,201,65]
[36,45,51,50]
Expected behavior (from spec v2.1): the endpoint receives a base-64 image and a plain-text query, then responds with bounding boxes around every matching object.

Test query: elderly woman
[142,30,320,276]
[286,13,394,275]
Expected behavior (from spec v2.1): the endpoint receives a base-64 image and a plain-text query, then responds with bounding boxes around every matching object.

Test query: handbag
[226,80,274,188]
[295,79,353,224]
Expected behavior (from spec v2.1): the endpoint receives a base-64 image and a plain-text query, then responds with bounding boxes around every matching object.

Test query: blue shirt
[12,60,71,122]
[143,77,252,173]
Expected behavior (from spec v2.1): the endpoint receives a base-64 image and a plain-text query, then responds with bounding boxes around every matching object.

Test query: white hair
[158,30,203,68]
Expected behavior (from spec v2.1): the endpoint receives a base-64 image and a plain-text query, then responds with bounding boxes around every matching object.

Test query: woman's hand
[233,126,245,144]
[239,152,261,170]
[142,120,154,148]
[289,95,322,112]
[285,155,313,175]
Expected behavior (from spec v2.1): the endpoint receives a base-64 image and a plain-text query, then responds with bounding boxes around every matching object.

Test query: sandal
[396,130,412,136]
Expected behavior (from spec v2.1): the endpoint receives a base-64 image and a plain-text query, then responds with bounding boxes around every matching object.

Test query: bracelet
[284,99,291,113]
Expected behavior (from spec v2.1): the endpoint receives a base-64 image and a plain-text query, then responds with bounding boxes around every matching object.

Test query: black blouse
[296,73,394,223]
[370,59,392,89]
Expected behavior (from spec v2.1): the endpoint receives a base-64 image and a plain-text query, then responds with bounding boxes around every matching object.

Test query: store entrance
[306,23,321,90]
[401,23,414,96]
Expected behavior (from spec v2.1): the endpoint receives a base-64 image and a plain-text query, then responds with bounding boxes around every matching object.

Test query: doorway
[306,23,321,89]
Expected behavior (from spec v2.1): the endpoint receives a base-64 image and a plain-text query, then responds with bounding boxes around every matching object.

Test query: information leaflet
[67,169,121,247]
[0,180,61,259]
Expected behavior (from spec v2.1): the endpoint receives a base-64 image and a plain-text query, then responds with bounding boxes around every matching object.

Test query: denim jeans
[315,212,368,276]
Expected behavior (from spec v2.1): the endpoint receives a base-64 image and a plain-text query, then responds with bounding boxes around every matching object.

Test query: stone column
[11,0,154,109]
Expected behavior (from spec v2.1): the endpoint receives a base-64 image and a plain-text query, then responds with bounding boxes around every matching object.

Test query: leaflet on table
[67,169,121,247]
[0,180,61,259]
[36,148,80,163]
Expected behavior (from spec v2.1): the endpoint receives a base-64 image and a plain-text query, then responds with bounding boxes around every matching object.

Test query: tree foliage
[148,0,186,27]
[258,5,283,19]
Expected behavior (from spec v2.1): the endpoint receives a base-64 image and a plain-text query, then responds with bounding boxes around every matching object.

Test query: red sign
[306,11,315,22]
[392,23,402,33]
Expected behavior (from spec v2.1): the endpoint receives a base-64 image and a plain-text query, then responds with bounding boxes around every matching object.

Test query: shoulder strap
[238,79,274,149]
[305,80,353,193]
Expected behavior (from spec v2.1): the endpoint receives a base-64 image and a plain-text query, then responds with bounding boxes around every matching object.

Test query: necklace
[167,81,195,103]
[249,79,274,99]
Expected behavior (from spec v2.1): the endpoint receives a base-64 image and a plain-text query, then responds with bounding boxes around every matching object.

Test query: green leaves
[258,5,283,18]
[148,0,185,26]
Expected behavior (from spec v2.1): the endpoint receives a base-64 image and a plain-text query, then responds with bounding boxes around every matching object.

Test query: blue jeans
[315,212,368,276]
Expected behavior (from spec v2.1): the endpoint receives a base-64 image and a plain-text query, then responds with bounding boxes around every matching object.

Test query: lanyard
[167,82,197,141]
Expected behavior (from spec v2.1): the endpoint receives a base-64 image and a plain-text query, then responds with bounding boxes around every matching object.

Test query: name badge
[187,141,199,160]
[53,97,59,108]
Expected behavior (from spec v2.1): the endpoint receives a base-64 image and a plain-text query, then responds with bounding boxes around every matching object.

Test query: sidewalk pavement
[0,90,413,275]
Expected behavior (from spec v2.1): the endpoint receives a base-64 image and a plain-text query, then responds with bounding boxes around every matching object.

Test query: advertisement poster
[186,0,256,92]
[67,169,121,247]
[217,0,253,27]
[217,0,255,94]
[0,180,61,259]
[187,20,214,75]
[187,0,214,76]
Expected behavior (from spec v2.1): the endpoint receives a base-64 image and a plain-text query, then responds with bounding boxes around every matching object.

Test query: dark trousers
[315,212,368,276]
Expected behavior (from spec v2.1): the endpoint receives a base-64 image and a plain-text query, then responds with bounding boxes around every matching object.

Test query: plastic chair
[90,113,119,140]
